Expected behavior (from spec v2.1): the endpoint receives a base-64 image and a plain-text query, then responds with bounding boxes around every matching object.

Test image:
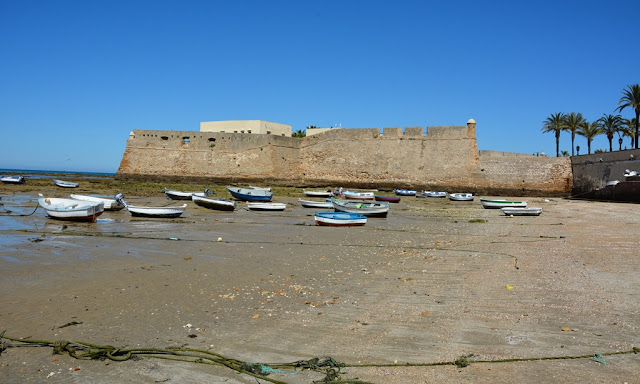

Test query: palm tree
[616,84,640,149]
[576,120,602,154]
[622,118,637,149]
[541,112,565,157]
[291,129,306,138]
[563,112,586,156]
[597,114,623,152]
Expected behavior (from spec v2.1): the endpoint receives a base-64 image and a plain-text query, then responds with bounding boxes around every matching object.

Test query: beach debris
[47,372,56,378]
[561,327,571,331]
[507,335,530,345]
[252,314,260,319]
[590,353,609,365]
[169,237,179,241]
[58,321,83,329]
[505,285,514,290]
[421,311,430,317]
[183,257,191,260]
[217,237,222,242]
[183,323,192,328]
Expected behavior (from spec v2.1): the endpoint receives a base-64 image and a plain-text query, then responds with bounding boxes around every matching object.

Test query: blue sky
[1,0,638,173]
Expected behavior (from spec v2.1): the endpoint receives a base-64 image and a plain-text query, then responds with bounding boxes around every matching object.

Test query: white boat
[246,202,286,211]
[394,189,417,196]
[303,189,333,197]
[38,194,104,222]
[1,175,25,184]
[298,198,333,208]
[70,193,125,211]
[420,190,447,198]
[53,179,79,188]
[343,191,375,200]
[249,185,272,192]
[448,193,474,201]
[501,207,542,216]
[314,212,367,226]
[164,188,197,200]
[480,198,527,209]
[192,194,236,211]
[331,198,390,217]
[115,193,187,218]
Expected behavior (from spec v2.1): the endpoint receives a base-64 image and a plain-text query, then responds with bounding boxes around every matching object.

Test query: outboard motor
[114,193,127,207]
[204,188,215,196]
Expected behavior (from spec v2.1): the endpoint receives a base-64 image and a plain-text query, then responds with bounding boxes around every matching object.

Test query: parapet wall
[571,149,640,194]
[116,126,572,196]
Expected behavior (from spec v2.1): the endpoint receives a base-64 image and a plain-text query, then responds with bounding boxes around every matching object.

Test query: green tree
[616,84,640,149]
[560,150,570,157]
[541,112,566,157]
[576,120,602,154]
[621,118,637,149]
[563,112,586,156]
[291,129,306,138]
[597,114,623,152]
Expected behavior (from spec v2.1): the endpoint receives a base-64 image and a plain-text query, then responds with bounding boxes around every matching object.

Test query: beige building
[200,120,292,136]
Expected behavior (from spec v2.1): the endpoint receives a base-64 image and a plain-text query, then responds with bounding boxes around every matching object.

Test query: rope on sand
[1,332,638,383]
[0,201,39,216]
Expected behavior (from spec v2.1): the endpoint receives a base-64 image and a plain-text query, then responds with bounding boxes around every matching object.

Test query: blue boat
[226,186,273,202]
[314,212,367,226]
[394,189,417,196]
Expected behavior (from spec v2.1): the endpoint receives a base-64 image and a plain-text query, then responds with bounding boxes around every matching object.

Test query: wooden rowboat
[480,198,527,209]
[298,198,333,208]
[501,207,542,216]
[53,179,79,188]
[374,195,401,203]
[192,194,236,211]
[303,189,333,198]
[164,188,198,200]
[343,191,375,200]
[115,193,187,218]
[246,202,286,211]
[314,212,367,226]
[394,189,417,196]
[38,194,104,222]
[70,193,125,211]
[331,198,390,217]
[448,193,474,201]
[1,175,26,184]
[227,187,273,202]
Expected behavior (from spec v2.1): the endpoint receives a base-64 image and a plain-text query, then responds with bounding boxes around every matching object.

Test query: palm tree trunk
[635,111,639,149]
[571,133,575,156]
[588,140,592,154]
[555,133,560,157]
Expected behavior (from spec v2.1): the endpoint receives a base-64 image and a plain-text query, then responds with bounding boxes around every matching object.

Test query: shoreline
[1,184,639,383]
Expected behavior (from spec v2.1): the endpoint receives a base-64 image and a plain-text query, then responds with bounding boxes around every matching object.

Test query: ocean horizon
[0,168,115,180]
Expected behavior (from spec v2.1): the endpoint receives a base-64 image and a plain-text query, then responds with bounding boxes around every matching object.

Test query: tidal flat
[1,182,639,383]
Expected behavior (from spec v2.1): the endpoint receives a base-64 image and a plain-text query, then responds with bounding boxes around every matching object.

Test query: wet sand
[1,186,639,383]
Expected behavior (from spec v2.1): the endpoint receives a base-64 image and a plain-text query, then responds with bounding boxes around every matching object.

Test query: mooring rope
[1,332,637,383]
[0,201,39,216]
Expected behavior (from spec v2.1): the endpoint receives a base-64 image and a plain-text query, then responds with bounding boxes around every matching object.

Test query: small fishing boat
[70,193,125,211]
[164,188,197,200]
[298,198,333,208]
[115,193,187,218]
[420,191,447,198]
[53,179,79,188]
[314,212,367,226]
[227,186,273,202]
[394,189,417,196]
[374,195,401,203]
[303,189,333,198]
[246,202,286,211]
[343,191,375,200]
[38,194,104,222]
[501,207,542,216]
[331,198,390,217]
[480,198,527,209]
[0,175,26,184]
[448,193,474,201]
[192,194,236,211]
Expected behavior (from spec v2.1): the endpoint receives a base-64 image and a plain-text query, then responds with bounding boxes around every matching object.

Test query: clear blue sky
[1,0,638,173]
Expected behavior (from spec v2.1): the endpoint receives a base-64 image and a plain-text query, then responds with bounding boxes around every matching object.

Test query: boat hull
[501,207,542,216]
[38,196,104,222]
[127,204,187,218]
[164,189,196,200]
[343,191,375,200]
[314,212,367,226]
[394,189,417,196]
[53,179,79,188]
[448,193,474,201]
[299,198,333,208]
[303,190,333,198]
[1,176,26,184]
[246,202,286,211]
[375,195,401,203]
[332,199,390,217]
[480,198,527,209]
[192,195,236,211]
[70,194,125,211]
[227,187,273,202]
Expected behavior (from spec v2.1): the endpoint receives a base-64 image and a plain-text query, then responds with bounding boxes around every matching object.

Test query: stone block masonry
[117,126,572,196]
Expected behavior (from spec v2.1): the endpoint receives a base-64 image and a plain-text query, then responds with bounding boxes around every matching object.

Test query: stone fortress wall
[116,122,573,196]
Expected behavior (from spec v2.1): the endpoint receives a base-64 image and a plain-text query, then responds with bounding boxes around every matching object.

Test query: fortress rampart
[116,125,572,196]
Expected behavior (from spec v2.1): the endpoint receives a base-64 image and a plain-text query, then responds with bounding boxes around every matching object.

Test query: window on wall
[183,137,190,144]
[161,136,168,140]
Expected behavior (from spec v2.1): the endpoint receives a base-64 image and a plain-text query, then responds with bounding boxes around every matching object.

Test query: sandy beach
[1,183,639,383]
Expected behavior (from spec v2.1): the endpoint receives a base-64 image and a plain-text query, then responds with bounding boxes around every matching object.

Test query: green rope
[1,333,638,384]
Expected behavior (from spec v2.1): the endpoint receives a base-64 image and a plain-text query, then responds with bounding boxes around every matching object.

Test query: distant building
[306,127,342,136]
[200,120,292,136]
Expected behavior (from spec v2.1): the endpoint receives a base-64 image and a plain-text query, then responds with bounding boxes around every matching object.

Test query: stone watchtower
[467,118,476,138]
